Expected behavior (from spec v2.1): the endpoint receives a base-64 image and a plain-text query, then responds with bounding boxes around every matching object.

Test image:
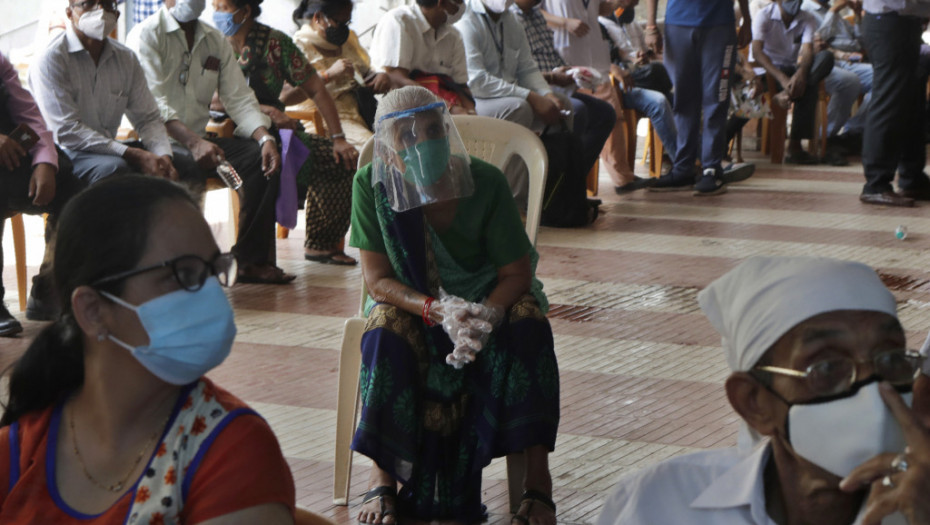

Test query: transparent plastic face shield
[372,102,474,212]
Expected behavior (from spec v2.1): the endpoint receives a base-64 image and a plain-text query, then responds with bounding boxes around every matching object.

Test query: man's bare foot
[359,469,397,524]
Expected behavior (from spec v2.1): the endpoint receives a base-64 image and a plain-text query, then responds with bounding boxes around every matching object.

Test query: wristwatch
[257,135,276,149]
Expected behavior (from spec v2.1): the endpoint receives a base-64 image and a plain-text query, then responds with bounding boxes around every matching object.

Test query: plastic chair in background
[332,115,548,512]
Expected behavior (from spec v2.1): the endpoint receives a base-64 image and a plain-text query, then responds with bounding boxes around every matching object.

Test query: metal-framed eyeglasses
[92,252,238,291]
[179,51,192,86]
[71,0,118,11]
[754,350,925,397]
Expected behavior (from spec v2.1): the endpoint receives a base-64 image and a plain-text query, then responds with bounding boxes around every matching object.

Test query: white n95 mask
[170,0,205,23]
[77,9,118,41]
[787,381,910,478]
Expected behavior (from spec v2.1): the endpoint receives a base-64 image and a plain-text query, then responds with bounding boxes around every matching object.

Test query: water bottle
[216,160,242,190]
[895,225,908,241]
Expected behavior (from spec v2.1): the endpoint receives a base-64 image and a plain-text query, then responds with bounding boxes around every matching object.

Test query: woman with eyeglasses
[212,0,360,265]
[288,0,391,150]
[0,176,295,523]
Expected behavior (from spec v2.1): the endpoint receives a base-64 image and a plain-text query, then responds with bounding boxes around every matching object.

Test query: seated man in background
[369,0,477,114]
[129,0,293,284]
[752,0,854,165]
[511,0,616,188]
[598,255,930,524]
[815,0,871,146]
[0,51,83,331]
[29,0,190,185]
[599,1,672,100]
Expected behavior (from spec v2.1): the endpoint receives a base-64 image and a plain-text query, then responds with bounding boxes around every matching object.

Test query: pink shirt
[0,52,57,170]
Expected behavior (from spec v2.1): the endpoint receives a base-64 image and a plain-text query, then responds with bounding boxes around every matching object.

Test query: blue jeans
[823,64,863,136]
[620,86,678,159]
[834,60,873,135]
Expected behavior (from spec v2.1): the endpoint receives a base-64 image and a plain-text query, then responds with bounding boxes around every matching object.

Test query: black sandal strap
[361,485,397,505]
[521,489,556,514]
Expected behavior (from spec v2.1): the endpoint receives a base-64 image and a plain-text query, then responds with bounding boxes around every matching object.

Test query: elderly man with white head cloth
[597,256,930,525]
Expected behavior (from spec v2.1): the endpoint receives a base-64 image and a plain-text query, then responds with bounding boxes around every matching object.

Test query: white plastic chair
[332,115,548,510]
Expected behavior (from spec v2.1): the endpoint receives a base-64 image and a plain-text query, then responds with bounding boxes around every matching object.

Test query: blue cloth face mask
[213,9,242,36]
[399,137,451,187]
[101,277,237,385]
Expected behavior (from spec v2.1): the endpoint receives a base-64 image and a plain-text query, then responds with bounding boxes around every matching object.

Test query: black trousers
[172,137,279,267]
[862,12,929,194]
[759,50,834,141]
[0,149,84,303]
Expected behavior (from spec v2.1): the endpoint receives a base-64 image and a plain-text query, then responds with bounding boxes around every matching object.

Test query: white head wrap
[697,256,899,452]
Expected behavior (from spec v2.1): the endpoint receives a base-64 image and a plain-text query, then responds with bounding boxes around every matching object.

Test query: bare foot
[358,468,397,525]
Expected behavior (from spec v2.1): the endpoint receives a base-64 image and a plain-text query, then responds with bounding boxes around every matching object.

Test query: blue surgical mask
[101,277,237,385]
[213,9,242,36]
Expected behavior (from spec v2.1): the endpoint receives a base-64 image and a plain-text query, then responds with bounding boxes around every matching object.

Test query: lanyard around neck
[482,13,505,58]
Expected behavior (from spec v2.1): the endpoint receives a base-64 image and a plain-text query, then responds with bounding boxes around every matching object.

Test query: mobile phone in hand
[9,123,39,151]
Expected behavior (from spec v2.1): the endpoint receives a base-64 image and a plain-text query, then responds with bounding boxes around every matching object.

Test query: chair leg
[586,159,599,197]
[11,215,27,312]
[641,122,652,166]
[648,130,664,178]
[507,453,527,514]
[276,225,290,239]
[333,317,365,505]
[229,189,241,238]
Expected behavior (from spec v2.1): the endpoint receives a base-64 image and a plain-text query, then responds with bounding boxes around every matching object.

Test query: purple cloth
[276,129,309,230]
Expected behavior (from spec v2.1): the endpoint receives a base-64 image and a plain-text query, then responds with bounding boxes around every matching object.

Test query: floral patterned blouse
[236,22,317,112]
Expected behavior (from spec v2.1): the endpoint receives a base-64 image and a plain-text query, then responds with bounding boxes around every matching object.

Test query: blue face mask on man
[213,9,242,36]
[101,277,237,385]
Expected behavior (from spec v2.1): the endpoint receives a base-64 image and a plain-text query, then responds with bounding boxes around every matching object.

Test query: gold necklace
[69,405,169,493]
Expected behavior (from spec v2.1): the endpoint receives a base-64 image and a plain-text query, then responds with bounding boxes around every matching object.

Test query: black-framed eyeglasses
[179,51,192,86]
[92,252,238,291]
[71,0,118,11]
[754,350,925,397]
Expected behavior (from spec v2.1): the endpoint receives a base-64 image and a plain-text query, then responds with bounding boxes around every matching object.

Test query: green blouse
[350,157,532,273]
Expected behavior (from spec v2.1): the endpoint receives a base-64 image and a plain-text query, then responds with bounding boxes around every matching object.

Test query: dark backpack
[539,126,594,227]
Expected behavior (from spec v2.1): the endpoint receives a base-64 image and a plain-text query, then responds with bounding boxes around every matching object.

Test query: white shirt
[455,0,551,99]
[369,5,469,85]
[750,3,818,71]
[127,7,270,140]
[598,16,646,67]
[29,28,172,158]
[542,0,611,77]
[597,442,904,525]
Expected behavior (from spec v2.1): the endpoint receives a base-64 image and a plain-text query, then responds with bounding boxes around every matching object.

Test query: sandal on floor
[359,485,397,524]
[511,489,556,525]
[236,264,297,285]
[304,251,358,266]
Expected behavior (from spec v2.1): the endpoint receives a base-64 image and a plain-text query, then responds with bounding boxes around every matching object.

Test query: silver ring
[892,454,910,473]
[882,475,895,488]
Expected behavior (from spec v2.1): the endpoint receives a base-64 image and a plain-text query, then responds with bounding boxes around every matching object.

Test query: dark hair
[415,0,440,7]
[0,176,198,427]
[292,0,353,25]
[229,0,263,18]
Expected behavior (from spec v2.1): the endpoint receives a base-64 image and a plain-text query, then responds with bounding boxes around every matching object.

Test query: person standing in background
[644,0,753,196]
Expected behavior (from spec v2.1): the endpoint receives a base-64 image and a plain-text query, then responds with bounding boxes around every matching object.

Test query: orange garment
[0,377,294,523]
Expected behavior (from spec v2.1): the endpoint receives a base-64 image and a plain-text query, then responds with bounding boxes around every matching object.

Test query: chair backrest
[358,114,548,246]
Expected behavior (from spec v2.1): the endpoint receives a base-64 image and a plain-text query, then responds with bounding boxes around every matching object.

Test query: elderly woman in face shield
[349,86,559,525]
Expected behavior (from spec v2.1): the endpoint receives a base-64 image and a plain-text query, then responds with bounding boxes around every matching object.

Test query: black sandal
[359,485,397,524]
[511,489,556,525]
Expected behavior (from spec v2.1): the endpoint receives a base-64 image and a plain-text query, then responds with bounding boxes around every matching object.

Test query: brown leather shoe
[859,191,915,207]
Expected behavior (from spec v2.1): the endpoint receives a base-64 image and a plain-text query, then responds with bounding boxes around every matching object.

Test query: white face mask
[170,0,205,23]
[787,381,910,478]
[76,8,118,41]
[445,1,466,24]
[481,0,514,14]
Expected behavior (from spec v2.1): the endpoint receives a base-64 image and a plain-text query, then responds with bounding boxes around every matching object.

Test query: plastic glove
[443,296,505,369]
[567,67,604,91]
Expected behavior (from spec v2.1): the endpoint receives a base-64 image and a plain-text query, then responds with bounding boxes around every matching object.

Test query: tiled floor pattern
[4,145,930,524]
